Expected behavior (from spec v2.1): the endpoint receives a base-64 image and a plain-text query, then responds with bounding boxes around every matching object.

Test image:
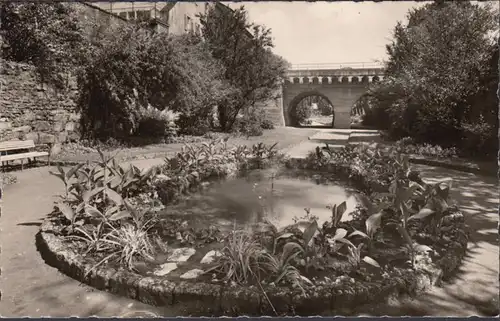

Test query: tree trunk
[218,105,229,131]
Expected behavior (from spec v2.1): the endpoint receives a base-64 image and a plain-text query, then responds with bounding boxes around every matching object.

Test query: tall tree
[1,2,85,89]
[198,4,289,131]
[371,0,498,150]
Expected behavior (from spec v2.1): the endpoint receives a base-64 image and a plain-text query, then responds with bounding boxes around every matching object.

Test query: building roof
[159,2,176,14]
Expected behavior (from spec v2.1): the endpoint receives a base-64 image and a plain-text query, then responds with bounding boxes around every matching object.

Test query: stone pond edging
[407,155,497,177]
[36,156,470,316]
[37,212,468,316]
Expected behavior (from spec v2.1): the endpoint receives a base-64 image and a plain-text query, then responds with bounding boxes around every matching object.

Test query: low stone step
[284,141,344,159]
[348,131,382,144]
[308,132,351,141]
[309,139,349,145]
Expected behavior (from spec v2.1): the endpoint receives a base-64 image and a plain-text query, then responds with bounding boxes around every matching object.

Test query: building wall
[92,1,209,34]
[166,2,208,36]
[72,2,129,33]
[254,87,286,127]
[94,2,168,21]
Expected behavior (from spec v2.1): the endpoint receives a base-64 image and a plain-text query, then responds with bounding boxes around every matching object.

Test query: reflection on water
[165,169,359,230]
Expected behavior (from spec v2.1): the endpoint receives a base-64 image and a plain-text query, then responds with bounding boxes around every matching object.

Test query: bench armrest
[34,142,52,155]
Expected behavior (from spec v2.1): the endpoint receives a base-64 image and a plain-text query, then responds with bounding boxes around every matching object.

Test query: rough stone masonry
[0,3,131,147]
[0,60,80,146]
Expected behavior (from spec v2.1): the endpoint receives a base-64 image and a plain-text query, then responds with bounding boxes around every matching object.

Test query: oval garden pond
[164,168,360,232]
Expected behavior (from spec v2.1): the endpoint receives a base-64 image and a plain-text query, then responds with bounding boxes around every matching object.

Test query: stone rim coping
[37,198,469,315]
[287,151,496,178]
[50,144,496,177]
[407,155,497,177]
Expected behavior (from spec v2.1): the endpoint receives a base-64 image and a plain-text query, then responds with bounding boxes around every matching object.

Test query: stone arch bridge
[261,63,386,128]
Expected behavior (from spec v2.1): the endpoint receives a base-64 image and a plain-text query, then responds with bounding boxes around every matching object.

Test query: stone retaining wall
[0,60,80,145]
[0,61,80,144]
[0,2,129,146]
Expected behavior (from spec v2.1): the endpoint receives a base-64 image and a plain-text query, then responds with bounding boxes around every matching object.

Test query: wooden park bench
[0,140,51,171]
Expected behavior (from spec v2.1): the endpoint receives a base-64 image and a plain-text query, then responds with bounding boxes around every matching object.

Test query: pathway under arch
[288,91,335,127]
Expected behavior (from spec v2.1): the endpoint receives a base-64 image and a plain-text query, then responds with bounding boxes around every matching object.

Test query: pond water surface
[164,168,360,231]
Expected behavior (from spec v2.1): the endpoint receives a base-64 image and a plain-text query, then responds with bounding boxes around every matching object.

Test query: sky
[224,1,429,66]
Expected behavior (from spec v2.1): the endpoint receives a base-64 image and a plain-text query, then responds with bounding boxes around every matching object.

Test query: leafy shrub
[260,118,275,130]
[50,151,158,226]
[395,138,459,159]
[234,117,264,137]
[135,106,179,142]
[396,137,415,146]
[175,114,213,136]
[233,108,275,136]
[460,118,497,158]
[291,103,312,126]
[77,26,226,141]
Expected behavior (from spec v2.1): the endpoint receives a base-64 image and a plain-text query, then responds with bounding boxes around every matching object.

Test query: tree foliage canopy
[198,4,289,130]
[1,2,85,88]
[365,1,498,156]
[385,1,497,106]
[78,24,226,140]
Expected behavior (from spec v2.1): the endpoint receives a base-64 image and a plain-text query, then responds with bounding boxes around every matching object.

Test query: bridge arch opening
[288,91,335,128]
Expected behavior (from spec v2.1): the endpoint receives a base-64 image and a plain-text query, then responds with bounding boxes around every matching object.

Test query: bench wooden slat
[0,140,36,152]
[0,139,51,169]
[0,151,49,162]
